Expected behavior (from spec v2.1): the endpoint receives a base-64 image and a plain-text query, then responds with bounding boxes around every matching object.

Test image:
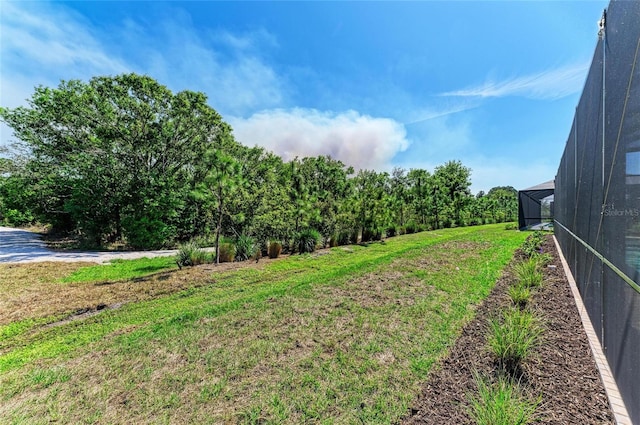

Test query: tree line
[0,73,517,254]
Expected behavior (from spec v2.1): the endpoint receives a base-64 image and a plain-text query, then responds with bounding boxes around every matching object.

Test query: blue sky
[1,1,608,193]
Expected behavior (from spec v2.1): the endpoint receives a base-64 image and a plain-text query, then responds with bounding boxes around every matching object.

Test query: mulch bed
[402,234,614,424]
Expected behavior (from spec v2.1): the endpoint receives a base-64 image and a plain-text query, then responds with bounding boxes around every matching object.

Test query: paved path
[0,226,178,264]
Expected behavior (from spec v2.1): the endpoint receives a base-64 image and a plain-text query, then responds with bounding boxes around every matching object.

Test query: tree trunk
[215,185,223,265]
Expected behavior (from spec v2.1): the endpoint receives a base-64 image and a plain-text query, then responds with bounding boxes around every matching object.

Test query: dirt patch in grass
[0,259,270,326]
[403,235,614,424]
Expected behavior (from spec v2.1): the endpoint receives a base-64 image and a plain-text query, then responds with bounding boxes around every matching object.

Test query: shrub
[468,373,539,425]
[217,241,236,263]
[513,259,543,288]
[362,227,382,242]
[386,225,397,238]
[235,235,257,262]
[405,221,417,234]
[522,231,545,257]
[504,222,518,230]
[176,241,209,268]
[2,208,34,226]
[268,240,282,258]
[295,228,321,254]
[328,235,339,247]
[122,216,172,250]
[337,231,351,246]
[488,308,542,372]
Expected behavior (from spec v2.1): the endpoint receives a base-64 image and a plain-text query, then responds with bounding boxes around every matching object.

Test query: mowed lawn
[0,224,526,424]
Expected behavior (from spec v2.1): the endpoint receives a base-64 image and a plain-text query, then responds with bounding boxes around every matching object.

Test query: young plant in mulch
[512,258,543,289]
[468,372,540,425]
[531,252,553,267]
[521,231,545,257]
[508,282,532,310]
[487,308,543,375]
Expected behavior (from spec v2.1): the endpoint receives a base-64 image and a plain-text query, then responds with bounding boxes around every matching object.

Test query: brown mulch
[403,235,614,424]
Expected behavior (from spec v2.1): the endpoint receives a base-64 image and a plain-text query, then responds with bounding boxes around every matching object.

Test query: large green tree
[0,74,225,248]
[433,160,472,227]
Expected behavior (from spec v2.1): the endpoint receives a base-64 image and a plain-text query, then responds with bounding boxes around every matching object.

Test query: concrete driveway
[0,226,178,264]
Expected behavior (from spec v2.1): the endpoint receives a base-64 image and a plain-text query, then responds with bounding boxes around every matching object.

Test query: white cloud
[0,1,286,138]
[0,2,128,88]
[213,28,279,53]
[440,63,590,100]
[230,109,410,170]
[138,13,285,116]
[404,101,479,125]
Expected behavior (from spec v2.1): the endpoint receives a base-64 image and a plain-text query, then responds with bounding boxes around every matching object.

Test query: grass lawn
[0,224,526,424]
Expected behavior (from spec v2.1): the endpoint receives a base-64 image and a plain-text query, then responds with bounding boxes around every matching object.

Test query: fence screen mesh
[555,1,640,421]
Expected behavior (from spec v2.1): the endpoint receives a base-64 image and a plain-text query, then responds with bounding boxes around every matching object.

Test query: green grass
[469,373,539,425]
[0,224,527,424]
[512,258,543,288]
[507,283,532,309]
[487,308,543,372]
[60,256,177,283]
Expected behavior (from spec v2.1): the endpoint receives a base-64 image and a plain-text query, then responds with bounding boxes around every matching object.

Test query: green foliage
[2,208,34,226]
[434,160,472,226]
[513,259,543,288]
[337,231,351,246]
[488,308,543,372]
[508,283,531,310]
[531,252,553,267]
[217,241,236,263]
[386,225,397,238]
[407,168,432,227]
[361,227,382,242]
[504,222,517,230]
[405,221,417,234]
[234,234,257,262]
[521,231,545,257]
[295,228,321,253]
[0,73,229,248]
[471,187,518,226]
[469,373,539,425]
[1,73,513,250]
[176,241,210,268]
[122,216,172,250]
[0,168,40,227]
